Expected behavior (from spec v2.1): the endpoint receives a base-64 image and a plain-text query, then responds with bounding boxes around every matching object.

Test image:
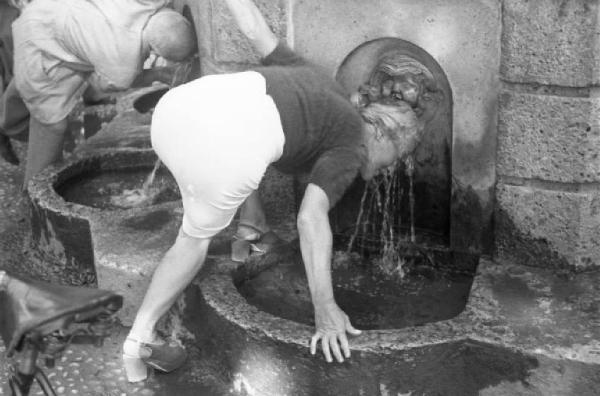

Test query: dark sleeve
[308,146,366,208]
[261,41,308,67]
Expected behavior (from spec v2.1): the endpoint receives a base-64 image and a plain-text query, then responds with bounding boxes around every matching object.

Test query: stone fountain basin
[236,245,476,331]
[26,149,185,321]
[56,159,179,211]
[178,244,600,396]
[26,146,297,324]
[24,140,599,395]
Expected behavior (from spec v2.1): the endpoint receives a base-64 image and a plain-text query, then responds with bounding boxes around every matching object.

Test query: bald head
[143,8,196,62]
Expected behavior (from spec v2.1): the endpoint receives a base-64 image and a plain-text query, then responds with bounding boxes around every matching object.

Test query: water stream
[123,60,195,203]
[346,155,417,279]
[406,156,416,243]
[142,159,162,192]
[109,60,195,208]
[169,58,195,88]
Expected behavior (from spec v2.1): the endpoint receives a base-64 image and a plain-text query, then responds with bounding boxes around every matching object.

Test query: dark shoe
[251,230,285,254]
[0,134,18,165]
[123,337,187,382]
[231,223,284,262]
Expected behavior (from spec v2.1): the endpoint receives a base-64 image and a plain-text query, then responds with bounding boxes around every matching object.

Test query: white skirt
[151,71,285,238]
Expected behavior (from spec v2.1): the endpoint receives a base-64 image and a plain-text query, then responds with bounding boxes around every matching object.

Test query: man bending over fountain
[123,0,423,382]
[0,0,196,188]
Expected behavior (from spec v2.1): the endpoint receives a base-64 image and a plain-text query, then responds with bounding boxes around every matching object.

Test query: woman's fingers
[321,335,333,363]
[310,322,361,362]
[329,335,344,363]
[339,333,350,359]
[310,332,321,356]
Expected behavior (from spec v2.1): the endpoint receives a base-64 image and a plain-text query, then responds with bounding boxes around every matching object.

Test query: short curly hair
[359,101,422,160]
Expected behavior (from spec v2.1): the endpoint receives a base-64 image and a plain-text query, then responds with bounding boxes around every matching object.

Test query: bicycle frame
[1,270,122,396]
[8,341,56,396]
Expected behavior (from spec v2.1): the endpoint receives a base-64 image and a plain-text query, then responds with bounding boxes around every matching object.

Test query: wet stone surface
[0,330,231,396]
[3,88,598,395]
[0,114,231,395]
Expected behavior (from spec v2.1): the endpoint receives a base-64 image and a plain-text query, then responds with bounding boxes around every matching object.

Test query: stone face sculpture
[371,53,444,118]
[351,51,445,160]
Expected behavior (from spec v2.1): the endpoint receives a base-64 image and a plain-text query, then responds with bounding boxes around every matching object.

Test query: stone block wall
[174,0,600,270]
[496,0,600,271]
[177,0,290,73]
[210,0,288,65]
[175,0,502,255]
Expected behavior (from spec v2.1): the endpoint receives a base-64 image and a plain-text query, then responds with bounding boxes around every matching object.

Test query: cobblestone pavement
[0,140,233,395]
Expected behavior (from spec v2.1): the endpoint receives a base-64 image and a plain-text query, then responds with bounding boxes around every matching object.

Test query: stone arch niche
[331,38,453,250]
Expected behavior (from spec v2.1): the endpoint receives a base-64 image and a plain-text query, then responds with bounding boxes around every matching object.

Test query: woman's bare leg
[128,229,211,341]
[238,190,269,233]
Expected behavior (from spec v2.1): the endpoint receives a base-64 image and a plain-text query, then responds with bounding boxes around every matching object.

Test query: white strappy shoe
[122,337,187,382]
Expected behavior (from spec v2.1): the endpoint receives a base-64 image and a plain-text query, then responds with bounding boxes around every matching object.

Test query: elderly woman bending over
[123,0,423,382]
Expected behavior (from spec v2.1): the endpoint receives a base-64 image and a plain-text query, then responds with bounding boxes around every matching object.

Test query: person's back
[15,0,167,92]
[253,43,367,207]
[7,0,195,186]
[0,1,18,84]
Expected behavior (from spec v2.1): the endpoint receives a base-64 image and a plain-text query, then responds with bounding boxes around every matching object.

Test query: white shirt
[20,0,169,90]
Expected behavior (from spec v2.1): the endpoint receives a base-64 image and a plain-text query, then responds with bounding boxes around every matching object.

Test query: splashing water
[346,155,418,279]
[405,156,416,243]
[143,159,162,192]
[109,59,192,208]
[109,159,163,208]
[169,58,195,88]
[347,185,369,254]
[346,167,404,278]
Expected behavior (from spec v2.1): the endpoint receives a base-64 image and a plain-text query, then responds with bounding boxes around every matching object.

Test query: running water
[347,166,405,279]
[169,57,195,88]
[137,59,193,190]
[346,155,419,279]
[405,156,416,243]
[108,160,163,208]
[375,167,406,279]
[94,61,195,209]
[142,159,162,192]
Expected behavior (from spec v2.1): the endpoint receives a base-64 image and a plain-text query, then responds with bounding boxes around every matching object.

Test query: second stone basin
[236,245,477,330]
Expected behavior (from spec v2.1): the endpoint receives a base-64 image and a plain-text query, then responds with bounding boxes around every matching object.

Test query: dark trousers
[0,3,28,141]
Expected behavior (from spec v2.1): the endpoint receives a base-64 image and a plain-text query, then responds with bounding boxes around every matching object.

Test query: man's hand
[310,301,361,363]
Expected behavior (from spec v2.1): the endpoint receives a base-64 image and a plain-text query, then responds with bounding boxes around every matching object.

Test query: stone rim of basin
[199,245,476,354]
[27,148,180,219]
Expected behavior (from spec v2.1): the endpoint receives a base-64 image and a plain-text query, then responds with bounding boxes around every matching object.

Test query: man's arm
[223,0,278,57]
[130,68,173,88]
[87,70,137,93]
[297,183,361,363]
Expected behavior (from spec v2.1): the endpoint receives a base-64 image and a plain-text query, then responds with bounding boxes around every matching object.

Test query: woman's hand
[310,301,361,363]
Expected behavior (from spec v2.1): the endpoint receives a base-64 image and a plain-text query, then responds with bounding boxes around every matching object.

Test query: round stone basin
[185,246,543,396]
[26,149,182,286]
[57,165,179,210]
[236,246,475,330]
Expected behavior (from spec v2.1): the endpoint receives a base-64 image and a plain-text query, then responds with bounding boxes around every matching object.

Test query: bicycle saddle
[0,272,122,356]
